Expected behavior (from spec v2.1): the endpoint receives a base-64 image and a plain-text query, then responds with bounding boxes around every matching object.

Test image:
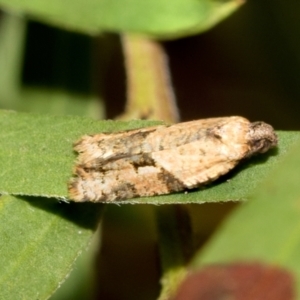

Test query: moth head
[247,121,278,156]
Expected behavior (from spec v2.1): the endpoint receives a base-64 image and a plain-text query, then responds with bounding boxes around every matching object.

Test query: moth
[68,116,277,202]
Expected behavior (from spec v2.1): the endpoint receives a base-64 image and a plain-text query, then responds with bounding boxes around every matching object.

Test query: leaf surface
[0,195,104,299]
[0,110,298,204]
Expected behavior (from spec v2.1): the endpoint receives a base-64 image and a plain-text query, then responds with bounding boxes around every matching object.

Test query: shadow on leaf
[19,196,105,230]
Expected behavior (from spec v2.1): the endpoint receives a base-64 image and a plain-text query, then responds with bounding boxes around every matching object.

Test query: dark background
[21,1,300,130]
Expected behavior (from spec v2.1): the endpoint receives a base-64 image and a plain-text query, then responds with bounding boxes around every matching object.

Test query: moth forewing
[69,116,277,202]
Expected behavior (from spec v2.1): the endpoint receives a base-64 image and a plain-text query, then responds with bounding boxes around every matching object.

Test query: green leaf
[190,137,300,294]
[0,109,299,204]
[0,0,244,38]
[50,231,100,300]
[0,110,161,199]
[0,194,104,299]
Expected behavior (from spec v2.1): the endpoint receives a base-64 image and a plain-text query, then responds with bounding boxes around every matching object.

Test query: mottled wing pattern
[150,139,247,189]
[69,116,277,202]
[74,126,160,167]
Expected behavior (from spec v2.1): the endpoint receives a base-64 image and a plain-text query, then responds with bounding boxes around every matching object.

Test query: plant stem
[155,205,194,300]
[120,34,179,123]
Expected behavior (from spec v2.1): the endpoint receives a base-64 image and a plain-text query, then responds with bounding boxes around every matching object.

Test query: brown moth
[68,116,277,202]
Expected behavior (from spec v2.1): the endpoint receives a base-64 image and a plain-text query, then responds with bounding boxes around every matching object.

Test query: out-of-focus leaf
[0,195,104,299]
[0,14,26,108]
[19,88,104,119]
[0,0,244,38]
